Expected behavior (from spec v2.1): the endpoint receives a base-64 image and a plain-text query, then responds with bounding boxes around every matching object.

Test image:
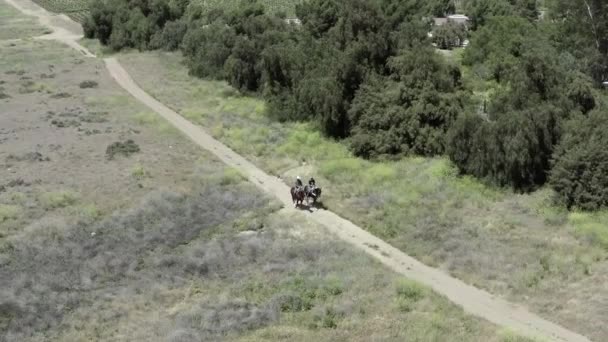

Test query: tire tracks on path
[2,0,593,340]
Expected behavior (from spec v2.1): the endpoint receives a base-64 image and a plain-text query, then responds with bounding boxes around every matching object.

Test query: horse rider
[295,176,303,190]
[307,177,316,195]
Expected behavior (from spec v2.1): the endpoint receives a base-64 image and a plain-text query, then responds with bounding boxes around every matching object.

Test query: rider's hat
[297,176,301,180]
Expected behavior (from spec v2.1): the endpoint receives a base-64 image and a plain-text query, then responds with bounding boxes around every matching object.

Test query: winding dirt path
[2,0,593,341]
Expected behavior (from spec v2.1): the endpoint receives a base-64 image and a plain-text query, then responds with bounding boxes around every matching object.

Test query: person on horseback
[307,177,316,197]
[295,176,303,191]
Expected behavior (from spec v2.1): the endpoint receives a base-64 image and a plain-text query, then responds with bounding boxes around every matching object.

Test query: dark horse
[290,186,305,207]
[304,185,322,205]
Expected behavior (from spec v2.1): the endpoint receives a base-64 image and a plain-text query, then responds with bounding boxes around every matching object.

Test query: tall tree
[548,0,608,82]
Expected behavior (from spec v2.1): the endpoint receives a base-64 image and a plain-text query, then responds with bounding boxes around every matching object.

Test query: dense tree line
[83,0,608,210]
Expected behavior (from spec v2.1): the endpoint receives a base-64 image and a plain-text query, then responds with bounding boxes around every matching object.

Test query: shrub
[395,279,425,301]
[39,191,78,209]
[131,164,150,180]
[79,80,98,88]
[0,204,20,222]
[220,168,245,185]
[106,140,140,159]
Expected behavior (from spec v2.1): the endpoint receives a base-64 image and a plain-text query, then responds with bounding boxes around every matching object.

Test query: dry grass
[0,1,47,40]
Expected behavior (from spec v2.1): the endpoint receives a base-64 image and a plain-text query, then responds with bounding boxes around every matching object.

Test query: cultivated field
[118,50,608,342]
[0,3,531,341]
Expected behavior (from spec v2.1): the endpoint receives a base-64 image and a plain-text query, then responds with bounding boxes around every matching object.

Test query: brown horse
[290,186,305,207]
[304,185,322,205]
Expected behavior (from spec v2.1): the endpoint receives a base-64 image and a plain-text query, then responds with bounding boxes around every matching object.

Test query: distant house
[429,14,470,48]
[433,17,448,26]
[432,14,470,28]
[447,14,469,25]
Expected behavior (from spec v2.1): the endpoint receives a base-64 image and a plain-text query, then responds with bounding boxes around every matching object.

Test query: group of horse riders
[292,176,321,207]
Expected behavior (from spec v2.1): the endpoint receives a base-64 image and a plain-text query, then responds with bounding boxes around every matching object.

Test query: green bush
[39,191,78,209]
[395,278,426,312]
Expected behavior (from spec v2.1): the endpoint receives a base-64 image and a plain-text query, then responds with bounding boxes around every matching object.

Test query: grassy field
[0,0,48,39]
[0,5,538,341]
[118,50,608,341]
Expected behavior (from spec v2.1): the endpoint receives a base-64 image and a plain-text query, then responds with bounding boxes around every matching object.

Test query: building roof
[448,14,469,20]
[433,17,448,26]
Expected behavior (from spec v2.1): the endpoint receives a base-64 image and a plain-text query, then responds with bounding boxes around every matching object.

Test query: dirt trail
[3,0,593,341]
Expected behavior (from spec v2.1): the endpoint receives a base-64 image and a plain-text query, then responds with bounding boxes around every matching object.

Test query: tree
[348,46,465,158]
[548,0,608,83]
[426,0,456,17]
[462,0,538,30]
[448,21,595,190]
[463,16,538,82]
[181,22,237,79]
[551,110,608,210]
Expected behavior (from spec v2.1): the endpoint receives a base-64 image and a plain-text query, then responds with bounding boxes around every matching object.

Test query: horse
[304,185,322,205]
[290,186,305,207]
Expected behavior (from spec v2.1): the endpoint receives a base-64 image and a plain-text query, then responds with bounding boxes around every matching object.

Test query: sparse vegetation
[130,163,149,180]
[106,139,140,159]
[38,190,78,209]
[0,204,20,222]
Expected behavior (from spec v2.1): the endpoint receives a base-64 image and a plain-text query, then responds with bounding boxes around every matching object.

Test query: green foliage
[450,16,597,191]
[568,211,608,249]
[348,47,465,158]
[149,19,187,50]
[426,0,456,17]
[395,278,426,312]
[84,0,186,50]
[462,0,539,30]
[0,205,20,222]
[39,191,78,209]
[548,0,608,83]
[550,110,608,210]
